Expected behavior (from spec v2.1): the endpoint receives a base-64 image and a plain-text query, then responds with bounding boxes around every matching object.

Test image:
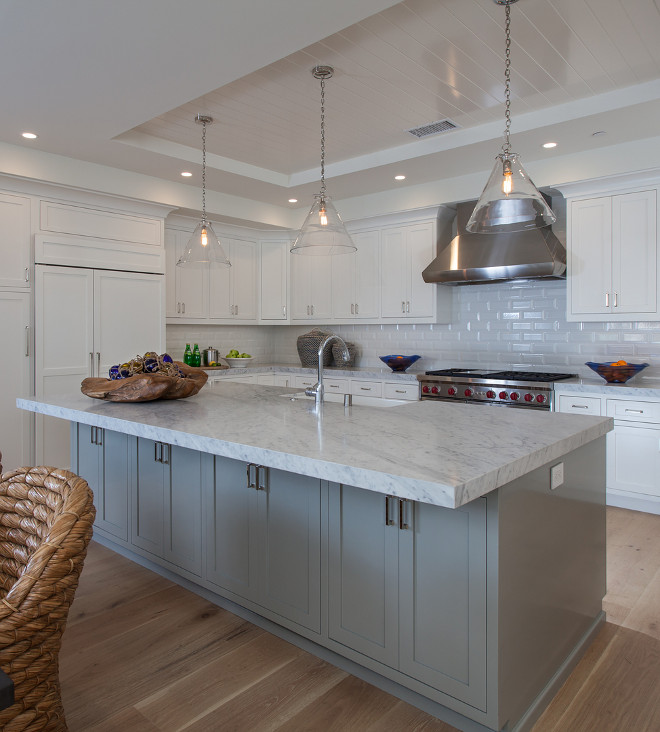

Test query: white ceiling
[2,0,660,218]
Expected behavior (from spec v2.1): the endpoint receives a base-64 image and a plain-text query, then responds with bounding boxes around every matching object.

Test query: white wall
[167,279,660,380]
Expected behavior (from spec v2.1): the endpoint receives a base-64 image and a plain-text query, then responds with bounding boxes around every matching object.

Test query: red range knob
[431,386,439,394]
[499,391,508,400]
[536,394,547,403]
[510,391,520,401]
[422,385,430,393]
[486,390,496,399]
[447,387,456,396]
[524,393,534,402]
[464,388,473,397]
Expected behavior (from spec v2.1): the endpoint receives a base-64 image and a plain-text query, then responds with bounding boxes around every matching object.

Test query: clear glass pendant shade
[466,153,557,234]
[290,195,356,256]
[177,221,231,268]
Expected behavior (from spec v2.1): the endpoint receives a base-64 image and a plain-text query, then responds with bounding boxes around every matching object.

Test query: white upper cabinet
[209,237,257,321]
[259,239,289,322]
[567,188,658,321]
[0,192,31,288]
[290,252,333,321]
[166,228,207,319]
[332,229,380,320]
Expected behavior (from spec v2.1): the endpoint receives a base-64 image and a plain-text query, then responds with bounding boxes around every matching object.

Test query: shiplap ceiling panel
[119,0,660,205]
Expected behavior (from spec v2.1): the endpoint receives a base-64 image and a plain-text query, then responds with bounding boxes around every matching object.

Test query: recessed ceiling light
[181,171,193,177]
[21,132,37,139]
[288,198,298,203]
[542,142,557,149]
[394,175,406,181]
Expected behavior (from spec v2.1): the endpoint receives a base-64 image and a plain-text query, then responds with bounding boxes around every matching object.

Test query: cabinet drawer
[324,378,350,393]
[294,375,317,390]
[383,382,419,401]
[350,380,383,398]
[606,399,660,423]
[558,395,602,415]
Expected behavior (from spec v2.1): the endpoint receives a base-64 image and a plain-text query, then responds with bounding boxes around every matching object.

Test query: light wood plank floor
[60,507,660,732]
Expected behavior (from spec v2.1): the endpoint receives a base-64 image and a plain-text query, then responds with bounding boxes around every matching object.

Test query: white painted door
[260,240,288,321]
[94,269,165,378]
[331,248,355,319]
[0,192,31,289]
[175,229,208,319]
[35,265,94,467]
[309,253,332,320]
[230,238,257,320]
[612,190,657,315]
[353,230,380,319]
[607,425,660,498]
[290,254,312,320]
[164,228,178,318]
[0,290,31,471]
[380,227,408,318]
[407,222,435,318]
[569,197,613,316]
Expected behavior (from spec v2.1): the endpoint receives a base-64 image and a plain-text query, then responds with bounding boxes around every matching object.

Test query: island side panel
[496,436,607,730]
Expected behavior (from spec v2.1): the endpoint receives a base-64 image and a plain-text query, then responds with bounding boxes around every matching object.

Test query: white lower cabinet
[206,456,321,632]
[132,437,203,576]
[328,483,487,709]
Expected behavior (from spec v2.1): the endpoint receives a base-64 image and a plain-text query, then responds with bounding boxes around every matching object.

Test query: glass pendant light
[466,0,556,234]
[177,114,231,268]
[291,66,356,256]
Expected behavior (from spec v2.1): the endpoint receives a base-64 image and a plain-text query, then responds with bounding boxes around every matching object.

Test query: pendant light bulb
[177,115,231,268]
[467,0,556,234]
[291,66,356,256]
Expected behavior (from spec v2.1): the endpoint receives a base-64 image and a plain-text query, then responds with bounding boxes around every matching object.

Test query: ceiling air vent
[406,119,459,138]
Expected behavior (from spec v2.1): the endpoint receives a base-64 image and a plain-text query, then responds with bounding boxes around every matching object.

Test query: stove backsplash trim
[166,280,660,380]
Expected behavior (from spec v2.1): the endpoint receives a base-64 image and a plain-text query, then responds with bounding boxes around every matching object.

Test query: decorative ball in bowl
[379,354,421,372]
[585,361,648,384]
[225,356,253,368]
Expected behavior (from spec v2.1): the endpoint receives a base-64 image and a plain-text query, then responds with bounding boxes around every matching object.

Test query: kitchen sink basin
[281,392,411,408]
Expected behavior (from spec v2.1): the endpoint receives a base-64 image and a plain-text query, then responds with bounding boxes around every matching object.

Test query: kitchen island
[19,384,612,732]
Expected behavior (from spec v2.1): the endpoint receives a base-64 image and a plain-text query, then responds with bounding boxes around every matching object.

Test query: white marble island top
[18,383,612,509]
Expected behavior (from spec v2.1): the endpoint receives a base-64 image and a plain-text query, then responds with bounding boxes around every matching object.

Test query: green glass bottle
[183,344,192,365]
[192,343,201,367]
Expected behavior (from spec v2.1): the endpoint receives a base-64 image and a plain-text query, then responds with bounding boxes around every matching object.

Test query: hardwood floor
[59,507,660,732]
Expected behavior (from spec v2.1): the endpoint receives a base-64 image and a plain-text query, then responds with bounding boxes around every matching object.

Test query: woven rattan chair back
[0,466,96,732]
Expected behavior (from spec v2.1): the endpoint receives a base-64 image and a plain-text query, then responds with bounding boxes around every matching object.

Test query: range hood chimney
[422,195,566,285]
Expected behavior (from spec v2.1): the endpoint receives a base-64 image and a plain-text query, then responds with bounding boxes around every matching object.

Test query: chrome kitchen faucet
[305,334,350,407]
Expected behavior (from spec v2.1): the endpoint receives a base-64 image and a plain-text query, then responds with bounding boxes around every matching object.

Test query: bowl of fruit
[225,349,253,368]
[585,360,649,384]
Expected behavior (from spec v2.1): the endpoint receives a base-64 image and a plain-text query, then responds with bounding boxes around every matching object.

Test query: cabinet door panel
[569,198,612,314]
[99,428,131,541]
[260,240,288,320]
[607,425,660,498]
[206,456,259,601]
[407,223,435,318]
[0,291,31,471]
[165,445,202,575]
[331,249,354,319]
[353,231,380,319]
[399,499,487,709]
[0,192,30,288]
[259,468,321,632]
[175,229,208,318]
[230,238,257,320]
[328,483,399,666]
[380,228,407,318]
[132,437,165,555]
[613,190,656,314]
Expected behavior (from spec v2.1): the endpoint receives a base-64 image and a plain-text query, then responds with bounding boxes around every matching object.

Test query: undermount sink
[281,392,410,408]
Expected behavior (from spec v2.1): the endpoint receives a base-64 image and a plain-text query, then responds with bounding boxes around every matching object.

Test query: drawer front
[558,395,602,416]
[383,382,419,401]
[294,375,317,390]
[606,399,660,423]
[350,380,383,398]
[324,378,350,393]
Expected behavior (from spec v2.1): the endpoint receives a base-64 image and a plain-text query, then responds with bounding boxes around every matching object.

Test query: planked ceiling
[3,0,660,212]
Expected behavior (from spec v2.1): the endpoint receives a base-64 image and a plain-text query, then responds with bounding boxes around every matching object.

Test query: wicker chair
[0,466,96,731]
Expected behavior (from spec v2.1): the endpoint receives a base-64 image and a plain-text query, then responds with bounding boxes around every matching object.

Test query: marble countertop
[554,376,660,398]
[206,363,422,381]
[18,383,611,509]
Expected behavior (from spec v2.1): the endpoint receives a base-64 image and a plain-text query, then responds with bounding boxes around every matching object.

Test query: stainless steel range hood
[422,195,566,285]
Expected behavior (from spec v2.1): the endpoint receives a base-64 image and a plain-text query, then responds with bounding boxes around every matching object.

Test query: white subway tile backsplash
[166,280,660,378]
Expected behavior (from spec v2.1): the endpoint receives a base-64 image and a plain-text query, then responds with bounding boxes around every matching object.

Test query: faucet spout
[304,334,350,407]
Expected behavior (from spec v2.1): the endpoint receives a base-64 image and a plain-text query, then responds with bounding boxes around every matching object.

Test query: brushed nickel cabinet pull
[401,301,405,313]
[385,496,396,526]
[605,293,610,307]
[282,305,286,318]
[25,267,30,282]
[96,352,101,376]
[89,352,94,376]
[154,441,159,462]
[97,428,103,447]
[625,408,644,414]
[182,302,186,314]
[398,498,410,530]
[25,325,29,356]
[246,462,257,490]
[177,302,181,313]
[311,304,314,316]
[351,303,354,315]
[355,303,359,315]
[406,301,410,313]
[614,292,618,308]
[161,443,169,465]
[256,465,267,491]
[571,404,589,409]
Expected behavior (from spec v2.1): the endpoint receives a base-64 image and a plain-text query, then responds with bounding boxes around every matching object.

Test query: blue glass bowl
[585,361,648,384]
[379,354,421,372]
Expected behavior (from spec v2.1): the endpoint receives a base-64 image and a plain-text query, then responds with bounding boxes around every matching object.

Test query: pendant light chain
[319,74,326,197]
[502,0,512,156]
[201,119,207,223]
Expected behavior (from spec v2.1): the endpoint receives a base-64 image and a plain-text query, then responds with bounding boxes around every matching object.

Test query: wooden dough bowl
[81,362,208,402]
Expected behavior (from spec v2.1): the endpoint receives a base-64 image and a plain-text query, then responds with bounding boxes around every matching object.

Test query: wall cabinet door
[35,265,164,467]
[0,290,31,472]
[77,424,130,541]
[328,484,399,666]
[260,240,289,321]
[169,228,208,319]
[569,190,657,320]
[290,253,332,320]
[209,238,257,321]
[0,192,31,288]
[398,498,487,709]
[332,230,379,320]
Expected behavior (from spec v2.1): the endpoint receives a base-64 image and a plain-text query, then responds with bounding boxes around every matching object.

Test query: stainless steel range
[417,369,577,410]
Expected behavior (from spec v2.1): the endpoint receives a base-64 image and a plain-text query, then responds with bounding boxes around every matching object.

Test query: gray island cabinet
[18,384,612,732]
